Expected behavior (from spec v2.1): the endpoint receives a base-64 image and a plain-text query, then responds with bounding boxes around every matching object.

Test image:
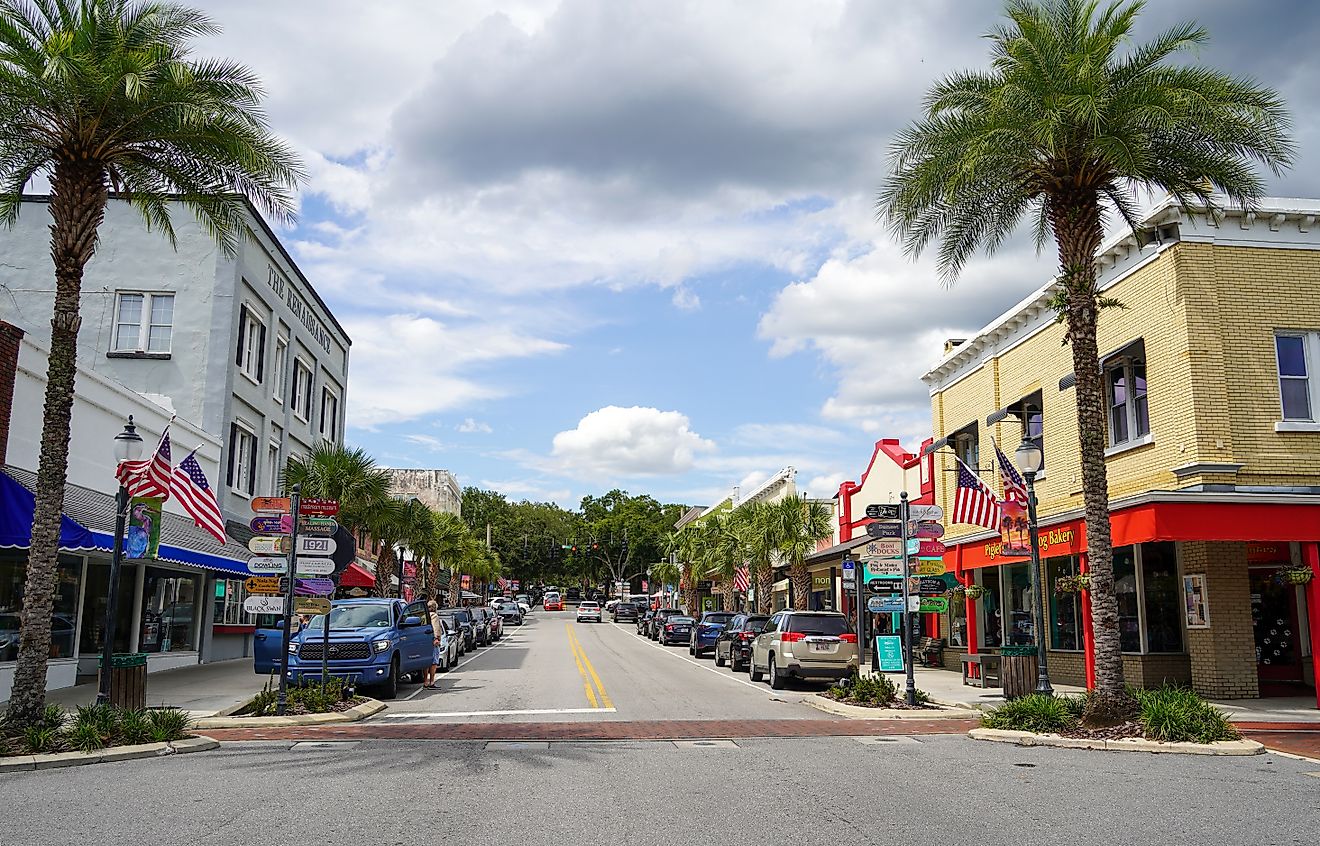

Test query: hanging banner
[125,497,163,560]
[996,498,1032,558]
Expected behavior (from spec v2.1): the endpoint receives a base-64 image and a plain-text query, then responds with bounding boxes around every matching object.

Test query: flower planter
[1283,568,1313,585]
[964,585,986,600]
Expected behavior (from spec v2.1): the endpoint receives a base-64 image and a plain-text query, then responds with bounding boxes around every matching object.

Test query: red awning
[339,560,375,588]
[946,498,1320,570]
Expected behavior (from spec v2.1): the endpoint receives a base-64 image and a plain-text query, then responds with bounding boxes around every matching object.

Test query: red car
[544,593,563,611]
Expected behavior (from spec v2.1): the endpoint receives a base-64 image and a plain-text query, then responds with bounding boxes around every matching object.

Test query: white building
[385,468,462,517]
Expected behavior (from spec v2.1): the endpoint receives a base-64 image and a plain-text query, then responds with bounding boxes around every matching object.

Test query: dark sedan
[690,611,736,657]
[612,602,639,623]
[714,613,770,672]
[637,609,654,635]
[648,608,684,640]
[658,615,695,646]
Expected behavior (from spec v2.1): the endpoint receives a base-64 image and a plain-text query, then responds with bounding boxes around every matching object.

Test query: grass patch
[981,693,1081,733]
[0,705,192,757]
[981,686,1240,744]
[241,675,360,717]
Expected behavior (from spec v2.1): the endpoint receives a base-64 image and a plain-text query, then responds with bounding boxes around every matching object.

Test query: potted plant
[1283,567,1313,585]
[964,584,986,600]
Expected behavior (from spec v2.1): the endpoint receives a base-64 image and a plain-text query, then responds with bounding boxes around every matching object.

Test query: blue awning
[0,470,100,552]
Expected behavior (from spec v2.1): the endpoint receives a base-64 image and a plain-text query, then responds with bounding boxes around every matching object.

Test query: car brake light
[839,633,857,643]
[665,624,674,631]
[739,632,755,641]
[780,631,806,642]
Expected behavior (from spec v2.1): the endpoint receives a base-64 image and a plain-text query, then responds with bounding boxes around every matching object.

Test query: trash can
[99,653,147,710]
[999,645,1039,700]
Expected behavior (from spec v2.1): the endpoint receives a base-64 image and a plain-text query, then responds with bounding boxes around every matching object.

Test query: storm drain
[485,741,550,751]
[673,739,738,749]
[289,741,360,751]
[855,736,921,746]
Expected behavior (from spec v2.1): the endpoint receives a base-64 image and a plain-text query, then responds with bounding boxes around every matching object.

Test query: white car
[576,601,602,623]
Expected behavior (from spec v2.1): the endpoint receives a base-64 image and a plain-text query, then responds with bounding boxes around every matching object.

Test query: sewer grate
[485,741,550,751]
[289,741,360,751]
[1013,762,1036,768]
[673,739,738,749]
[855,736,921,745]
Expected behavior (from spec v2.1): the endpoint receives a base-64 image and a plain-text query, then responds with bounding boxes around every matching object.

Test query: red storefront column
[1079,552,1096,690]
[1304,542,1320,710]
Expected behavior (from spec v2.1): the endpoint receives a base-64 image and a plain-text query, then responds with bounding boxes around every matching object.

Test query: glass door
[1249,567,1304,692]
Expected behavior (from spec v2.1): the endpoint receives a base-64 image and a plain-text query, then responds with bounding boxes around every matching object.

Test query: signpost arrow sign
[862,539,903,558]
[912,521,945,539]
[294,557,335,576]
[919,596,950,614]
[864,503,901,521]
[244,576,282,595]
[913,560,947,576]
[299,498,340,517]
[293,597,332,616]
[918,577,949,595]
[250,497,290,514]
[917,540,946,558]
[247,556,288,574]
[907,504,944,522]
[862,558,903,579]
[296,516,338,537]
[865,522,902,539]
[248,536,291,555]
[243,595,284,615]
[249,515,290,535]
[295,577,336,596]
[296,535,337,557]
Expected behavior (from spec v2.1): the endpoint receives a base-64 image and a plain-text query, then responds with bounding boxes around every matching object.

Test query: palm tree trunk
[789,561,811,610]
[720,577,736,613]
[375,544,396,598]
[426,559,440,603]
[1052,192,1134,724]
[448,570,461,607]
[756,565,774,614]
[5,163,107,728]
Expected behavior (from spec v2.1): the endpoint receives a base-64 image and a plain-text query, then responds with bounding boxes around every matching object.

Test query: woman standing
[424,600,443,689]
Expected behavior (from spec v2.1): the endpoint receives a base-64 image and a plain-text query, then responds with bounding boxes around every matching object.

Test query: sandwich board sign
[874,635,905,672]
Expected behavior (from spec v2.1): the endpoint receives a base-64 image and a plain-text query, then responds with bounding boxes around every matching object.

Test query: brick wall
[1181,540,1258,699]
[0,321,24,464]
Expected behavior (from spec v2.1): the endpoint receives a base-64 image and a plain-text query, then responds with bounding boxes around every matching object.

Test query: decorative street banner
[125,497,162,560]
[996,498,1032,558]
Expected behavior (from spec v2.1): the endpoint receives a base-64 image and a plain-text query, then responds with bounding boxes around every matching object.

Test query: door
[253,622,283,674]
[1250,568,1304,692]
[402,601,431,668]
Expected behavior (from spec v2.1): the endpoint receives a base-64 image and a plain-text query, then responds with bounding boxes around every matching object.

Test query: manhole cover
[485,741,550,750]
[673,740,738,749]
[289,741,360,751]
[855,736,921,745]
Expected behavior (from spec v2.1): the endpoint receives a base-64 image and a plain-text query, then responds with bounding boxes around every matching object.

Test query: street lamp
[1014,436,1054,696]
[98,416,144,705]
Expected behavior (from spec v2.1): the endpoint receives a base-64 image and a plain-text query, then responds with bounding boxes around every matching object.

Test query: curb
[804,694,981,720]
[194,698,385,729]
[0,736,219,773]
[968,727,1265,756]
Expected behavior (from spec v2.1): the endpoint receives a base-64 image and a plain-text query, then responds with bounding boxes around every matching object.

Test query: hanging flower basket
[1283,567,1313,585]
[947,584,967,600]
[1055,574,1091,595]
[964,584,986,600]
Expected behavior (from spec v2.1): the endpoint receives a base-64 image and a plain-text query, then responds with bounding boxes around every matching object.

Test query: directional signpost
[912,521,945,539]
[296,535,337,557]
[913,560,947,576]
[247,556,288,574]
[244,576,281,595]
[865,503,901,521]
[248,535,291,555]
[251,496,291,514]
[243,595,284,615]
[918,577,949,596]
[294,597,332,616]
[249,515,289,535]
[299,498,340,516]
[295,577,336,596]
[908,504,944,522]
[294,557,335,576]
[919,596,950,614]
[865,522,902,539]
[297,516,338,537]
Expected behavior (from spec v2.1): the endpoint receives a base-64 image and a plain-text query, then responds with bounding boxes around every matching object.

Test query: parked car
[515,594,532,613]
[576,601,602,623]
[544,592,564,611]
[649,608,684,640]
[566,587,582,603]
[637,609,654,634]
[495,602,523,626]
[435,617,461,670]
[256,598,434,699]
[749,611,859,689]
[715,614,770,671]
[605,599,620,613]
[441,608,476,652]
[658,615,694,645]
[612,601,639,623]
[468,607,493,645]
[485,608,503,641]
[690,611,735,657]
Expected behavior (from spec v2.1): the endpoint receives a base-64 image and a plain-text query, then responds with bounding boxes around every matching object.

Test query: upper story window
[291,359,313,422]
[112,292,174,354]
[1276,333,1315,422]
[1006,390,1045,470]
[235,305,266,384]
[227,423,257,497]
[952,422,979,469]
[320,387,339,441]
[1105,341,1149,446]
[272,333,289,403]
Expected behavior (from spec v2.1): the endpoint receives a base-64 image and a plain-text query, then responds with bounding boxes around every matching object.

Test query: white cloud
[405,434,446,451]
[671,287,701,311]
[457,418,494,434]
[548,406,717,479]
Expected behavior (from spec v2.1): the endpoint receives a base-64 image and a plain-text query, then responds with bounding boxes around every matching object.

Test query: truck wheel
[378,656,400,700]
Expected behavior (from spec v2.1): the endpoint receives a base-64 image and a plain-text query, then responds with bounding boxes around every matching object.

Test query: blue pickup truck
[254,598,436,698]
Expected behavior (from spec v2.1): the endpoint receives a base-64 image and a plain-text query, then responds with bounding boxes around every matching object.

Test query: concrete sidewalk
[7,659,267,718]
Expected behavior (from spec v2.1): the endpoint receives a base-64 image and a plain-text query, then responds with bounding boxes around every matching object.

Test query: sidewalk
[4,659,266,718]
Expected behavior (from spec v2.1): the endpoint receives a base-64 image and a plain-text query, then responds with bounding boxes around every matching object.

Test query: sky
[191,0,1320,509]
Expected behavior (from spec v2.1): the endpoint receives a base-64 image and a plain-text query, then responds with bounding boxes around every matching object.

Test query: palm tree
[738,501,781,614]
[697,513,743,613]
[769,497,832,611]
[426,511,469,604]
[0,0,300,727]
[283,443,391,539]
[878,0,1291,723]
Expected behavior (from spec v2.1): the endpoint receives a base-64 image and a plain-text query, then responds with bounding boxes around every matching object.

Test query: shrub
[839,672,898,706]
[1134,686,1240,744]
[40,704,66,732]
[981,693,1077,733]
[147,709,192,743]
[21,726,61,754]
[67,721,109,753]
[118,709,154,745]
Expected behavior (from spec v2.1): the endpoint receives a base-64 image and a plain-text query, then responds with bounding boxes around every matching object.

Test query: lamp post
[1015,437,1054,696]
[98,416,144,706]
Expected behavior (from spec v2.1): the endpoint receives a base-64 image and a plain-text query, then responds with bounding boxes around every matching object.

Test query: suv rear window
[787,614,852,636]
[702,613,735,624]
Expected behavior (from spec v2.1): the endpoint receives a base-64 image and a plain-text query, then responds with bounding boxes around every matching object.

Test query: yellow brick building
[922,197,1320,705]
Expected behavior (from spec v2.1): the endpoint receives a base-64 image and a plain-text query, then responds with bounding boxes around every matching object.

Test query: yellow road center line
[578,635,614,710]
[566,623,599,708]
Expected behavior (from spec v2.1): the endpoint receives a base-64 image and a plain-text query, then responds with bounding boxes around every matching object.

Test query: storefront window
[1005,562,1035,646]
[978,568,1003,648]
[1048,555,1082,650]
[1114,547,1141,652]
[948,590,967,647]
[79,560,133,654]
[140,568,199,653]
[0,553,83,661]
[1141,542,1183,653]
[213,578,254,625]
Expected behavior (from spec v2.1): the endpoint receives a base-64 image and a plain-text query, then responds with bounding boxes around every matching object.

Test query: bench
[916,636,945,668]
[961,653,1002,688]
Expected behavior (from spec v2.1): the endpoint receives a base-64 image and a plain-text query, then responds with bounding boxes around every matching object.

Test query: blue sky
[194,0,1320,508]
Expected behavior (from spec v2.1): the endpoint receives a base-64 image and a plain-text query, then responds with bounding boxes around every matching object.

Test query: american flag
[171,450,226,543]
[953,458,1001,529]
[497,576,509,590]
[733,565,750,592]
[994,439,1028,506]
[115,423,172,498]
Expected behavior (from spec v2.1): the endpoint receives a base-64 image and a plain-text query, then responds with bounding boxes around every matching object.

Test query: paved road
[380,608,832,722]
[4,735,1317,846]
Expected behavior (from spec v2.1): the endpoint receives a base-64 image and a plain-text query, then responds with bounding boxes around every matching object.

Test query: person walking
[424,600,443,689]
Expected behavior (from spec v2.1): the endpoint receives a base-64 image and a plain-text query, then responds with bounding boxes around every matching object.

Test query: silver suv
[749,611,859,689]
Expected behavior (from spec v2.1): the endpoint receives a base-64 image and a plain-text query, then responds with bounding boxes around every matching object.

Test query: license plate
[674,628,689,633]
[810,642,834,652]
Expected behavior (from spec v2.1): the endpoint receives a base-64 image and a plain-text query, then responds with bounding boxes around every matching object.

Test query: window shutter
[256,323,267,383]
[235,306,247,367]
[226,423,238,486]
[247,433,257,495]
